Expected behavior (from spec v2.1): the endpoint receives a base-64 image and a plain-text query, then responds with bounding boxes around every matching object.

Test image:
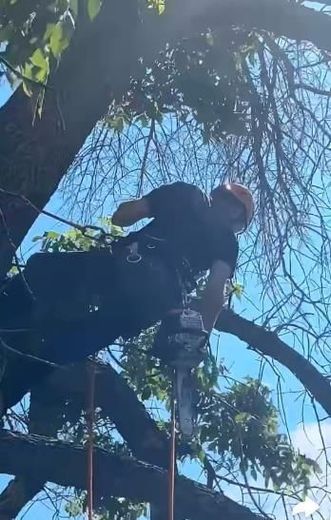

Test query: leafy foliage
[105,30,257,141]
[0,0,103,107]
[65,492,148,520]
[199,378,320,493]
[1,1,73,81]
[33,217,122,253]
[0,0,258,138]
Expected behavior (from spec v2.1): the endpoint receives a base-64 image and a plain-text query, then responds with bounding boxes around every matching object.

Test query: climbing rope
[168,370,177,520]
[85,365,179,520]
[87,362,96,520]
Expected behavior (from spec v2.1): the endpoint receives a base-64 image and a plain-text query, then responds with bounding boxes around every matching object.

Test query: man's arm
[112,198,151,227]
[200,260,231,333]
[112,182,204,227]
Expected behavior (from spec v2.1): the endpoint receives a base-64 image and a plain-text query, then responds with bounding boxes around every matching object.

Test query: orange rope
[168,372,176,520]
[86,362,176,520]
[87,362,96,520]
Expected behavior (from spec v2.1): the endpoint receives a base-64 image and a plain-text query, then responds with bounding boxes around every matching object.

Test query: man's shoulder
[144,181,209,211]
[145,181,209,217]
[164,182,209,204]
[168,181,206,193]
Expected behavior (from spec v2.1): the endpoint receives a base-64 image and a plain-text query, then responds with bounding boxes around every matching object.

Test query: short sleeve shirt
[140,182,239,277]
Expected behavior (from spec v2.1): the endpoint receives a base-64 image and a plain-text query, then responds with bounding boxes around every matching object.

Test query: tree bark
[0,478,42,520]
[0,430,262,520]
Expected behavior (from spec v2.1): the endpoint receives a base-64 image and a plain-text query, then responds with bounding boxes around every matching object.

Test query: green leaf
[22,61,33,79]
[106,115,125,132]
[232,282,244,300]
[49,23,69,58]
[147,0,165,14]
[30,49,47,69]
[87,0,102,20]
[46,231,60,240]
[136,113,149,128]
[197,449,206,463]
[43,23,56,42]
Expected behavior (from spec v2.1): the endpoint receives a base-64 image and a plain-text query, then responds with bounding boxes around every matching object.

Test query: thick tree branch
[205,0,331,52]
[0,430,262,520]
[0,377,66,519]
[216,309,331,416]
[139,0,331,63]
[2,306,331,432]
[0,360,169,519]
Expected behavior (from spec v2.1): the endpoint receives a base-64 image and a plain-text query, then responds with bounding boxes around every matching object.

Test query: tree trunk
[0,0,139,278]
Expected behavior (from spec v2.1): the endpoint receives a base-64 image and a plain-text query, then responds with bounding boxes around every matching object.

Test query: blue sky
[0,77,329,519]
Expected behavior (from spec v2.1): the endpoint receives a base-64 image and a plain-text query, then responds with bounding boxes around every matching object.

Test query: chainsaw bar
[174,367,197,439]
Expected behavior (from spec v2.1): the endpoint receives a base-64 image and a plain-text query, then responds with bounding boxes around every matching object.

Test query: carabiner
[126,253,142,264]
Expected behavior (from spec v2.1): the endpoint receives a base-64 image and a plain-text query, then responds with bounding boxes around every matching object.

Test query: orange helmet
[211,182,254,228]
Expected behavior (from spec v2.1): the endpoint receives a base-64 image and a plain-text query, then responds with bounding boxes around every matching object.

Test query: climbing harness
[126,241,142,264]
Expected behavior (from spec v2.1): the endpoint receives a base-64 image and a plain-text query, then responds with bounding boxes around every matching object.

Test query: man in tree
[0,181,254,412]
